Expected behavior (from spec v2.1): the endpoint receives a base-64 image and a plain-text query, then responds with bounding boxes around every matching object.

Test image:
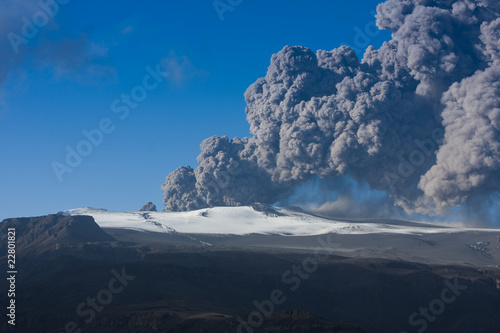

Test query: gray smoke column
[162,0,500,220]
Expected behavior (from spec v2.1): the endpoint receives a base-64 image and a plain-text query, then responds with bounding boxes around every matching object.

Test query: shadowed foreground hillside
[1,214,500,332]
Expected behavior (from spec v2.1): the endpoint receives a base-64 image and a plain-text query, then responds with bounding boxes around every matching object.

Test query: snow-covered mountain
[64,206,491,236]
[64,206,500,267]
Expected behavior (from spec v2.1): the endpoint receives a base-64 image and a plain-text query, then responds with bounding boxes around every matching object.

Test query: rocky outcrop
[0,214,114,255]
[139,202,157,212]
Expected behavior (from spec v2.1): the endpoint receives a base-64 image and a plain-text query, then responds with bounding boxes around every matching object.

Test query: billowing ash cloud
[162,0,500,220]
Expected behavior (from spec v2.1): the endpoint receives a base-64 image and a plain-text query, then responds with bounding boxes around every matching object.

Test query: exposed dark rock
[251,203,285,217]
[0,214,114,255]
[139,202,157,212]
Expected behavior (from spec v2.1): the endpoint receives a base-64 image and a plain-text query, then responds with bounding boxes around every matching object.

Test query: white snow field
[64,206,487,236]
[65,206,500,267]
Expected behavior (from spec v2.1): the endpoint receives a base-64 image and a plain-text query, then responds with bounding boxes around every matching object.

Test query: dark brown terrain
[1,214,500,332]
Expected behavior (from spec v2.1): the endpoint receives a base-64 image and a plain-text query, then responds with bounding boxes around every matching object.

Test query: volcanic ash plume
[162,0,500,219]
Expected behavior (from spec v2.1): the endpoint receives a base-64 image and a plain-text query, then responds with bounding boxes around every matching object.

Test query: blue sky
[0,0,390,220]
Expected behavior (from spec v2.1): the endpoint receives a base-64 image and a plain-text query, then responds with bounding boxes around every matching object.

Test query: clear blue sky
[0,0,390,220]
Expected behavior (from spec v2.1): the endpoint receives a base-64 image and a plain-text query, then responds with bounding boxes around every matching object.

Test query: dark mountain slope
[0,214,114,255]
